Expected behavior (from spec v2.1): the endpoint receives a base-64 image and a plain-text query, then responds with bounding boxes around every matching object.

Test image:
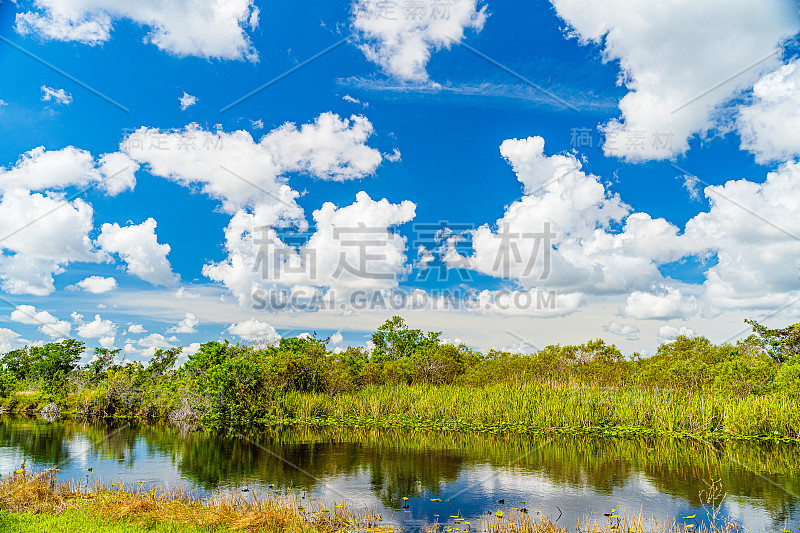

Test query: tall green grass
[268,383,800,440]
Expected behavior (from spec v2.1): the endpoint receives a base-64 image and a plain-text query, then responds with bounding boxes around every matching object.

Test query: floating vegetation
[425,508,753,533]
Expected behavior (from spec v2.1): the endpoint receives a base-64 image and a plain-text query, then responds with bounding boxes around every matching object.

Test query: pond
[0,416,797,532]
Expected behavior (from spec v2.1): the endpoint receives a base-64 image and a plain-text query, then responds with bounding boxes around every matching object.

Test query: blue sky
[0,0,799,361]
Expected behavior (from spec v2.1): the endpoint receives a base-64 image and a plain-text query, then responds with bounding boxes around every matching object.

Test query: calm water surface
[1,417,798,532]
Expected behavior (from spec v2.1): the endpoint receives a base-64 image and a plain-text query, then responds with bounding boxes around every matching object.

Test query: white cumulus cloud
[0,146,99,193]
[138,333,172,348]
[77,314,117,340]
[737,58,800,163]
[10,305,71,339]
[204,191,416,305]
[454,136,698,313]
[168,312,199,334]
[76,276,117,293]
[98,218,178,286]
[623,286,698,320]
[97,152,138,196]
[227,318,281,343]
[260,113,385,181]
[121,113,385,216]
[683,160,800,311]
[0,328,21,353]
[16,0,260,61]
[41,85,72,105]
[550,0,799,160]
[0,145,138,295]
[0,191,98,295]
[179,92,197,110]
[352,0,487,80]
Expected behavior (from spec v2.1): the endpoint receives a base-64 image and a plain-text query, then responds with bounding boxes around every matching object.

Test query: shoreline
[0,470,764,533]
[4,382,799,444]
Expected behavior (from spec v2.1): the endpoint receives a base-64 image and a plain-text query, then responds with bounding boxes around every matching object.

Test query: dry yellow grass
[0,469,381,533]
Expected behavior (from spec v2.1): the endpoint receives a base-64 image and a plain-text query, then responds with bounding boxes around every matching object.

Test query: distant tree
[148,348,181,377]
[29,340,85,390]
[1,348,32,381]
[89,348,119,377]
[745,319,800,363]
[370,316,441,362]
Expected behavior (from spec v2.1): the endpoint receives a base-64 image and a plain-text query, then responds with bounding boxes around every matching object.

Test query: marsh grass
[0,469,382,533]
[264,384,800,441]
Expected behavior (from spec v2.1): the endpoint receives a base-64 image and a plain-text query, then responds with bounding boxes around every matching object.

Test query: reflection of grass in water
[259,426,800,518]
[3,417,799,525]
[0,416,136,466]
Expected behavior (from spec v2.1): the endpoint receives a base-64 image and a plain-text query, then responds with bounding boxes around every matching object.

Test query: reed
[264,383,800,441]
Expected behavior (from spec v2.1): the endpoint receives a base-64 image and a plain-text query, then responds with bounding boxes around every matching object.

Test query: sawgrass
[260,383,800,441]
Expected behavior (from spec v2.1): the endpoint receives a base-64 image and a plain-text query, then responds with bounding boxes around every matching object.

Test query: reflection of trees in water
[83,422,137,467]
[162,426,799,522]
[0,417,139,468]
[133,426,466,504]
[3,418,798,523]
[0,417,72,465]
[496,436,799,526]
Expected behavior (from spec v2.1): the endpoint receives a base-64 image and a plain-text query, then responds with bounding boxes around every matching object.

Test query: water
[1,416,798,532]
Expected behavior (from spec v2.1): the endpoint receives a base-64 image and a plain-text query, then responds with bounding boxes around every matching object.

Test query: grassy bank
[0,510,234,533]
[6,382,800,441]
[0,470,766,533]
[0,469,377,533]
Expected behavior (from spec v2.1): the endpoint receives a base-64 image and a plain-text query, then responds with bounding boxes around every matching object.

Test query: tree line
[0,317,798,427]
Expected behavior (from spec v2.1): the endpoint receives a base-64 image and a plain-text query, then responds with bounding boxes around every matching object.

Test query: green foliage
[0,340,85,394]
[88,348,118,380]
[147,348,180,377]
[1,348,31,381]
[774,358,800,394]
[370,316,441,363]
[745,319,800,363]
[266,336,330,392]
[3,510,239,533]
[0,368,16,397]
